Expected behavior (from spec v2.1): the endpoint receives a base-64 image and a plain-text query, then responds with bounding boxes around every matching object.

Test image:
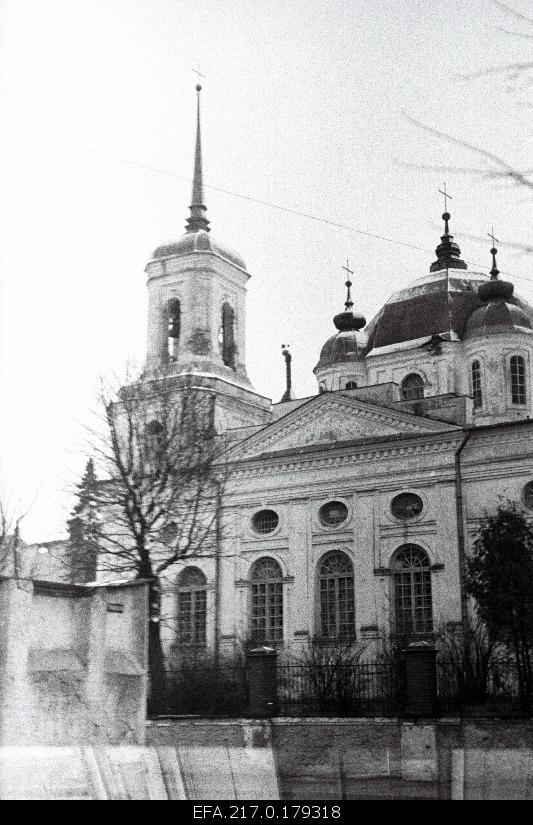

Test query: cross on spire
[487,226,500,279]
[488,226,499,248]
[342,259,354,310]
[342,259,354,280]
[438,182,452,214]
[192,65,206,81]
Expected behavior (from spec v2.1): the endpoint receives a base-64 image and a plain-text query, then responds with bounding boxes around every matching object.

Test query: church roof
[151,229,247,270]
[366,268,533,349]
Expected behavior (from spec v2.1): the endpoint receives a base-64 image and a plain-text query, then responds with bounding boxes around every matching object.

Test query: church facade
[139,87,533,660]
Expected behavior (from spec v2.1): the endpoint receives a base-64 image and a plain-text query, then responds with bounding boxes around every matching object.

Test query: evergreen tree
[67,458,100,582]
[467,503,533,712]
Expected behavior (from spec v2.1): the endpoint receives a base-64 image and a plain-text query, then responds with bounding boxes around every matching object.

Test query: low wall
[1,718,532,799]
[146,717,533,801]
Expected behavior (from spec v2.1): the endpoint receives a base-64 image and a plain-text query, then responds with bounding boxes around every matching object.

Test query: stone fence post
[246,645,278,717]
[402,641,438,717]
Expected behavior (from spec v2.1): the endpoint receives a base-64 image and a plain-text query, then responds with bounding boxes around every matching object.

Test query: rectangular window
[178,590,206,646]
[511,356,526,405]
[472,361,482,410]
[251,582,283,643]
[394,570,432,635]
[320,576,355,638]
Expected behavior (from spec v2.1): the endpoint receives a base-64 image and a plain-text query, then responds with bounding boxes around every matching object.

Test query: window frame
[318,499,350,529]
[400,373,425,401]
[251,509,280,536]
[471,359,483,410]
[317,550,356,641]
[510,354,527,406]
[391,545,433,637]
[177,567,208,648]
[249,557,284,645]
[220,302,236,369]
[166,298,181,362]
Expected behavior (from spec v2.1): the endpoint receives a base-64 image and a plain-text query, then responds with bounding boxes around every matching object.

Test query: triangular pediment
[227,393,459,461]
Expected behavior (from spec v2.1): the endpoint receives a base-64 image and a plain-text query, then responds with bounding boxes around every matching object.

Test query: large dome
[151,229,246,270]
[365,268,533,350]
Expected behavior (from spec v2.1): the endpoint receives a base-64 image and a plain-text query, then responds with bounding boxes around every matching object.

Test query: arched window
[400,373,424,401]
[318,551,355,639]
[510,355,526,405]
[177,567,207,647]
[146,420,164,457]
[250,557,283,643]
[391,545,432,636]
[345,381,358,390]
[166,299,181,361]
[471,360,482,410]
[220,303,236,369]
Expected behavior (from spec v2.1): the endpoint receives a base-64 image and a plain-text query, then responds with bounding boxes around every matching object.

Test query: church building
[138,86,533,659]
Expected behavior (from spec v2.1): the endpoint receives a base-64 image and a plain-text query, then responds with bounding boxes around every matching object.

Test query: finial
[333,258,366,332]
[430,185,467,272]
[478,227,514,303]
[488,227,499,279]
[342,259,354,310]
[280,345,294,402]
[185,82,210,233]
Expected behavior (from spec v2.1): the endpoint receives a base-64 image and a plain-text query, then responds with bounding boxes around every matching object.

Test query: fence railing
[276,661,404,717]
[154,652,531,719]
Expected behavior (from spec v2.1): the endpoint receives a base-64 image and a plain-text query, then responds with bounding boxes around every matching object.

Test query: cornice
[230,435,463,478]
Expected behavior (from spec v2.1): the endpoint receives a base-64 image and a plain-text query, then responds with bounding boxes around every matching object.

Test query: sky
[1,0,533,541]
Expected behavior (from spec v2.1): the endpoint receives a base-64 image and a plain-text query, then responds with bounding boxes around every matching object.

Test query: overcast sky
[1,0,533,541]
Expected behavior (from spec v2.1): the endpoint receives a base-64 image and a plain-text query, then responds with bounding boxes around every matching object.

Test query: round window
[523,481,533,510]
[252,509,279,534]
[391,493,423,520]
[319,500,349,527]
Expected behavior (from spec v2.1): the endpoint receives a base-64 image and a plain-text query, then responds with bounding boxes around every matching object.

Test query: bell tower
[143,86,271,430]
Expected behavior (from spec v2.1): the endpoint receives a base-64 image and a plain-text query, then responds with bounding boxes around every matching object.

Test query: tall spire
[185,84,210,234]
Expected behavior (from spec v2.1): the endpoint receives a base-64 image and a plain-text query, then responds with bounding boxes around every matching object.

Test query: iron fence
[276,661,405,717]
[152,655,531,719]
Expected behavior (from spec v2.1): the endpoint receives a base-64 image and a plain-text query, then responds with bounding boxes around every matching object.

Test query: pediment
[228,393,458,461]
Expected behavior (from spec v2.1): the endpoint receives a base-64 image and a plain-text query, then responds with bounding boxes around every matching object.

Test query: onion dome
[333,265,366,332]
[149,85,246,271]
[314,262,367,371]
[466,237,532,335]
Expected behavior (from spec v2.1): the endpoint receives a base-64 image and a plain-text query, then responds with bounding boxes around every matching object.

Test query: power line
[89,147,533,284]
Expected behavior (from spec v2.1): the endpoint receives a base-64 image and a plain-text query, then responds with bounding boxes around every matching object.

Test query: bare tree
[402,2,533,254]
[86,370,228,711]
[0,497,33,583]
